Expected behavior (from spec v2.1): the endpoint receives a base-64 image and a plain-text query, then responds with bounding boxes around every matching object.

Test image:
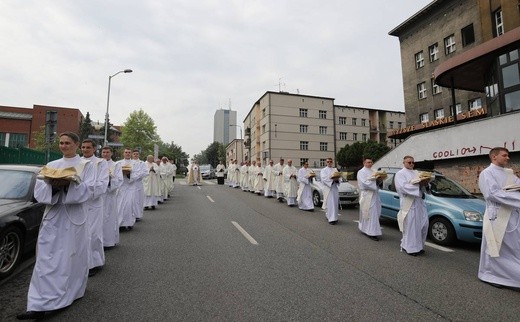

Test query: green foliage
[193,142,225,167]
[157,141,189,166]
[79,112,93,143]
[32,125,60,153]
[120,109,161,157]
[336,140,390,169]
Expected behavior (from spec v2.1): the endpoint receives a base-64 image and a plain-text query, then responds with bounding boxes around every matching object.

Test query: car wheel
[428,217,455,246]
[312,191,322,207]
[0,226,24,279]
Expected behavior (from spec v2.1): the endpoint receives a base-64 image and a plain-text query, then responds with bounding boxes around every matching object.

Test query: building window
[0,133,6,146]
[352,118,357,126]
[262,124,266,134]
[300,158,308,166]
[262,108,266,117]
[505,91,520,112]
[361,119,366,126]
[389,121,394,129]
[444,34,456,55]
[362,134,367,142]
[420,113,429,123]
[319,126,327,134]
[469,98,482,110]
[434,108,444,120]
[300,141,309,150]
[319,159,327,167]
[432,80,442,95]
[319,110,327,119]
[494,9,504,37]
[300,124,308,133]
[352,133,358,141]
[299,108,308,117]
[417,82,427,99]
[339,132,348,140]
[320,142,328,151]
[429,43,439,62]
[450,103,463,115]
[415,51,424,69]
[398,122,402,128]
[8,133,27,148]
[339,116,346,125]
[461,24,475,47]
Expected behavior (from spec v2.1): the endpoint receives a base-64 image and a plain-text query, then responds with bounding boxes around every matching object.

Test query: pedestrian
[187,161,202,186]
[101,146,123,248]
[240,161,250,191]
[357,157,384,241]
[297,161,314,211]
[116,148,140,231]
[159,157,174,199]
[283,159,298,206]
[394,155,430,256]
[81,139,109,277]
[274,158,285,201]
[253,161,265,194]
[478,147,520,289]
[263,159,276,197]
[143,155,160,210]
[216,160,226,185]
[320,158,341,224]
[17,132,96,320]
[131,149,147,220]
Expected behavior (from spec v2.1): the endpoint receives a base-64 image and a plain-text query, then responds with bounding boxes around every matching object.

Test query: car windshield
[0,170,33,199]
[429,175,475,198]
[200,165,211,171]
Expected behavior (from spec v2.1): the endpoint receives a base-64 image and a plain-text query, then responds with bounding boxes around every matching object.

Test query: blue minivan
[377,168,484,246]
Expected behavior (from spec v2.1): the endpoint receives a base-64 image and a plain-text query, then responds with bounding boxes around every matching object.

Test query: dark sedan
[0,165,44,279]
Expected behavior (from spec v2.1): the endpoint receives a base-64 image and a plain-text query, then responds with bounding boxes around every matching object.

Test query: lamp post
[104,69,133,146]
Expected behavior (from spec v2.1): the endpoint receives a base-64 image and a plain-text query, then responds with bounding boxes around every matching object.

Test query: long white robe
[321,166,340,222]
[283,165,298,206]
[357,166,382,237]
[227,163,235,186]
[394,168,428,253]
[117,159,139,228]
[187,164,202,185]
[82,155,109,269]
[273,163,285,199]
[253,165,265,194]
[28,155,95,311]
[263,164,276,197]
[143,161,160,207]
[132,159,147,219]
[104,160,123,247]
[478,163,520,288]
[240,164,250,191]
[159,162,173,199]
[297,167,314,211]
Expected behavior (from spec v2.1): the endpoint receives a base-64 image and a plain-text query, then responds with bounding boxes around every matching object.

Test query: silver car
[309,169,359,208]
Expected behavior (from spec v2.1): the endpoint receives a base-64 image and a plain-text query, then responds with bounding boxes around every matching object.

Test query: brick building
[0,104,84,148]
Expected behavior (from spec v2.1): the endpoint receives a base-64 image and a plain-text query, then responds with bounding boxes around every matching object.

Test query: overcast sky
[1,0,432,158]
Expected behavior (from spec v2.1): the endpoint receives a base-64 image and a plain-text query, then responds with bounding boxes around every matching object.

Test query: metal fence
[0,146,61,165]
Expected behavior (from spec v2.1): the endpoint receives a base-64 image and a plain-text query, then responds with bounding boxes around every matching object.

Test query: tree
[32,125,60,153]
[79,112,93,143]
[157,141,189,166]
[120,109,160,157]
[336,140,391,170]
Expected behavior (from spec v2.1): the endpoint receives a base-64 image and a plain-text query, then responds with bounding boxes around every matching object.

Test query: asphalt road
[0,179,518,321]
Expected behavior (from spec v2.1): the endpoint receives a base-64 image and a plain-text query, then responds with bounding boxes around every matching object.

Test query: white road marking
[197,186,201,190]
[207,196,215,202]
[425,241,454,252]
[231,221,259,245]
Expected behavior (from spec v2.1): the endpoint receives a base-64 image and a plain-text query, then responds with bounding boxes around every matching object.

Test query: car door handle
[393,196,400,200]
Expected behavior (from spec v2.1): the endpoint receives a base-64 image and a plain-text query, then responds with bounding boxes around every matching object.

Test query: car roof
[0,164,43,173]
[377,167,443,175]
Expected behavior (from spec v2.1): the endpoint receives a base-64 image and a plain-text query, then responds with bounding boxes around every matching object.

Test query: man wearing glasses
[394,156,429,256]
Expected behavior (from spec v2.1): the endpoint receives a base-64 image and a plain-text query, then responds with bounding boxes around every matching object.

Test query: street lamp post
[104,69,133,146]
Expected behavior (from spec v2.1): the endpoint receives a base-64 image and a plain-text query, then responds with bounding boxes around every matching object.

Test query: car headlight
[463,210,483,221]
[353,189,359,195]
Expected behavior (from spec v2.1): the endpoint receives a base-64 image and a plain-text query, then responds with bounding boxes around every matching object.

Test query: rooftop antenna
[228,98,232,110]
[275,77,286,92]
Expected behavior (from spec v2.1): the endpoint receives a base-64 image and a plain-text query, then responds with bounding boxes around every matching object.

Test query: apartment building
[240,91,405,168]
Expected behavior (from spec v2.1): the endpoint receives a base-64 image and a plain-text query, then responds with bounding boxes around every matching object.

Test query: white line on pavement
[231,221,259,245]
[425,241,454,252]
[207,196,215,202]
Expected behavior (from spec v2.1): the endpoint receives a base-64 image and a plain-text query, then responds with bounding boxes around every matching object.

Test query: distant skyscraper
[213,109,237,145]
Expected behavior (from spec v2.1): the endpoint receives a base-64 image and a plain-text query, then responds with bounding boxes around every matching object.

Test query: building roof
[388,0,444,36]
[0,111,32,120]
[434,26,520,92]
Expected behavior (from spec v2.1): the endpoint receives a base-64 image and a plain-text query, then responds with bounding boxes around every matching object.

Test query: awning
[434,26,520,92]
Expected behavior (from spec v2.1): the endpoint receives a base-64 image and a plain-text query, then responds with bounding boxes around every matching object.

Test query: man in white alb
[357,157,383,241]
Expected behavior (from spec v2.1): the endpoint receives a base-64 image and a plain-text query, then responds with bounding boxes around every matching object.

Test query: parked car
[200,164,215,179]
[0,165,45,279]
[377,167,485,246]
[309,169,359,208]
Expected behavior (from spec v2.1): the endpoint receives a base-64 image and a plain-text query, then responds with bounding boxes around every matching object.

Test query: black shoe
[368,235,380,241]
[151,206,156,210]
[17,311,46,320]
[135,218,141,222]
[329,221,338,225]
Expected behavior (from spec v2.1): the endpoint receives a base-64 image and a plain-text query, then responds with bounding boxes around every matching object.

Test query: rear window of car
[0,170,33,199]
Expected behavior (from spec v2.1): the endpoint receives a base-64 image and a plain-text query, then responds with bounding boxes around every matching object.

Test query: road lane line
[207,195,215,202]
[425,241,454,252]
[231,221,259,245]
[197,186,201,190]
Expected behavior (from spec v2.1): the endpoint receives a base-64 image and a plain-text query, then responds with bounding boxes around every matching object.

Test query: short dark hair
[489,147,509,160]
[102,146,112,152]
[59,132,80,143]
[81,139,95,147]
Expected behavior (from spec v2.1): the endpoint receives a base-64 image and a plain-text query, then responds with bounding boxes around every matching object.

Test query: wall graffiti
[432,141,516,159]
